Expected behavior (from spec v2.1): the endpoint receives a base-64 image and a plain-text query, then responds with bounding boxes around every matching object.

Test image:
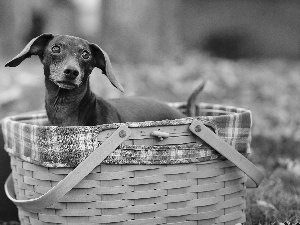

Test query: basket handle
[5,125,131,213]
[189,119,264,188]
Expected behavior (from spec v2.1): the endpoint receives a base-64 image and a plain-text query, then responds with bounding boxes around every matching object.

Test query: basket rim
[1,102,252,167]
[1,102,251,128]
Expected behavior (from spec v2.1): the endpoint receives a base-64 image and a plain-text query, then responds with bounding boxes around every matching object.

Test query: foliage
[113,53,300,140]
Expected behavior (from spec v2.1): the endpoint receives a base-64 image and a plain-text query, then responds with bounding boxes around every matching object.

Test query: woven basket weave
[2,102,264,225]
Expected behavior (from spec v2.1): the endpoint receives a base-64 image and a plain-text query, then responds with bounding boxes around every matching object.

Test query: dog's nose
[64,67,79,79]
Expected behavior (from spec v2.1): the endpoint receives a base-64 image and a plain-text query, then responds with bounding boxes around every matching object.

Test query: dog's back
[108,97,184,123]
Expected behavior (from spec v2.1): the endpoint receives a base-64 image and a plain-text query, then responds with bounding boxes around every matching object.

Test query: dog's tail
[186,79,206,117]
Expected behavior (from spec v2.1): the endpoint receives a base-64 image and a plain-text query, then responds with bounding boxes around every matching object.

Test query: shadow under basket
[1,102,264,225]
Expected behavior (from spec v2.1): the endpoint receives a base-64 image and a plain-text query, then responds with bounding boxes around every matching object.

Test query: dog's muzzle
[55,80,77,90]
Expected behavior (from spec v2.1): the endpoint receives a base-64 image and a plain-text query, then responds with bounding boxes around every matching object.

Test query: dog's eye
[51,45,61,54]
[82,50,90,60]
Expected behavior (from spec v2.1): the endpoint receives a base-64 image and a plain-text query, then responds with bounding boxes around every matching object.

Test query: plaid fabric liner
[1,102,252,167]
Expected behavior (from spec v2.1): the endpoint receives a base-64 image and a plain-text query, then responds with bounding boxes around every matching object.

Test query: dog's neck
[45,79,121,126]
[45,79,97,126]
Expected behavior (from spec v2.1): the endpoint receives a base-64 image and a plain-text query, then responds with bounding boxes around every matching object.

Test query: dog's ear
[5,33,54,67]
[89,43,124,92]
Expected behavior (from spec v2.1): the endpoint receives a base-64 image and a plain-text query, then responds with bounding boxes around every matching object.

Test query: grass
[1,53,300,224]
[246,169,300,224]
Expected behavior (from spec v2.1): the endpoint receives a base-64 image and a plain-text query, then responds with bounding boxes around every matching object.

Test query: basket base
[10,155,247,225]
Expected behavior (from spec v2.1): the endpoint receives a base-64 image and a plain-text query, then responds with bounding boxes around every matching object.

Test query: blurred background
[0,0,300,223]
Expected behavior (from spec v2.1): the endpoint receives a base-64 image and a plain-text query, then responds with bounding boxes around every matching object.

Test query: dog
[5,34,204,126]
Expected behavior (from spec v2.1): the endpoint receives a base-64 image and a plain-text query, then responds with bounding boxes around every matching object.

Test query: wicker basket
[2,102,264,225]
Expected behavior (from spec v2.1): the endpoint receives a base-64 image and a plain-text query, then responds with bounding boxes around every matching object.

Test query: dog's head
[5,33,124,92]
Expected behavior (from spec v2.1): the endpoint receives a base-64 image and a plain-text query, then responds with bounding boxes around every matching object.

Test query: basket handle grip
[5,125,131,212]
[189,120,264,188]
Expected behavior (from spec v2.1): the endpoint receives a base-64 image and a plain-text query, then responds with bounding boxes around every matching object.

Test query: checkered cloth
[1,103,252,167]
